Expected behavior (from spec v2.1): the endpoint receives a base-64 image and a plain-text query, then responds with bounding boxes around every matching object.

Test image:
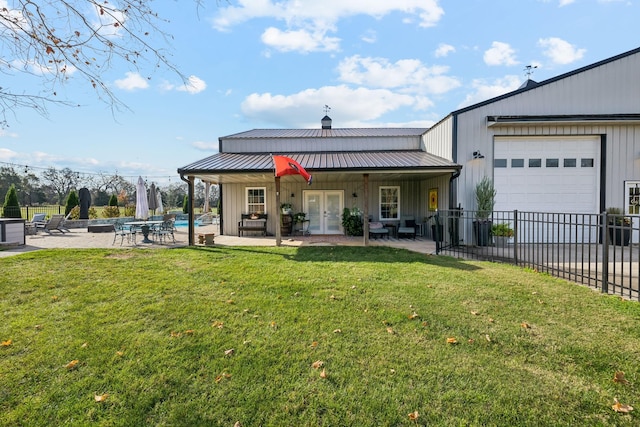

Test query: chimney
[321,115,332,129]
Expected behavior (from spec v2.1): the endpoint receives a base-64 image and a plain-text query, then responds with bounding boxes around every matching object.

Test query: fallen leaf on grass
[312,360,324,369]
[226,299,234,304]
[224,349,234,356]
[1,339,12,347]
[94,393,108,402]
[613,371,630,384]
[170,331,182,338]
[184,329,195,336]
[408,312,419,320]
[81,342,88,348]
[386,327,395,335]
[34,324,43,330]
[333,329,342,334]
[446,337,458,344]
[65,360,79,370]
[488,318,495,323]
[612,398,634,413]
[521,322,531,329]
[211,321,224,329]
[116,351,124,357]
[485,334,492,342]
[51,296,59,302]
[468,338,475,344]
[329,295,337,300]
[408,410,419,420]
[471,311,479,316]
[215,373,232,383]
[234,422,242,427]
[311,341,318,348]
[320,368,327,379]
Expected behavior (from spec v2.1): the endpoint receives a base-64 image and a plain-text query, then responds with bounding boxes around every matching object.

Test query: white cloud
[241,85,418,128]
[337,55,460,95]
[360,30,377,44]
[212,0,444,52]
[484,42,519,66]
[559,0,576,6]
[177,75,207,94]
[435,43,455,58]
[192,141,218,151]
[261,27,340,53]
[538,37,586,64]
[458,75,522,108]
[114,72,149,91]
[0,148,18,160]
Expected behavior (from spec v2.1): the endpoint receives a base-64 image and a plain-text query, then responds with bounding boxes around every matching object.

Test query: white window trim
[246,187,267,214]
[379,186,400,221]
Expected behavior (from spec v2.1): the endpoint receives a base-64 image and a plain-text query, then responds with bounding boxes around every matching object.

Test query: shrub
[2,184,21,218]
[183,195,188,214]
[124,204,136,217]
[108,194,118,207]
[65,190,79,216]
[103,206,121,218]
[341,208,363,236]
[69,205,80,219]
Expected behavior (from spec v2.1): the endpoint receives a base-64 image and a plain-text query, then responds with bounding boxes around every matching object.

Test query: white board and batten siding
[221,136,421,153]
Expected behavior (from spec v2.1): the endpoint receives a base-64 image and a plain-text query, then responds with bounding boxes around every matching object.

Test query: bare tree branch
[0,0,197,126]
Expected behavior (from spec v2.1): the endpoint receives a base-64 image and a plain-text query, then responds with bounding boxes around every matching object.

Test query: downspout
[449,170,461,210]
[180,174,195,246]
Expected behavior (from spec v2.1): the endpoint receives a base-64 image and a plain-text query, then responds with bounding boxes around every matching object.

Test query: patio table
[124,220,163,243]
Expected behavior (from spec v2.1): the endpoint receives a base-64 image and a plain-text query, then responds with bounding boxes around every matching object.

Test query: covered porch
[178,151,462,246]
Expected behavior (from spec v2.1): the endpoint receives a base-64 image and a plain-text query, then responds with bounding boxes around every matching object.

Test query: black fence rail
[433,210,640,301]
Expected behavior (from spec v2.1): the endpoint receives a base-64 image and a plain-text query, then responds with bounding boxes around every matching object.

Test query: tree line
[0,165,217,211]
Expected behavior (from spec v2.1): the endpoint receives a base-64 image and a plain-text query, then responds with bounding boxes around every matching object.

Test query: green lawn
[1,246,639,426]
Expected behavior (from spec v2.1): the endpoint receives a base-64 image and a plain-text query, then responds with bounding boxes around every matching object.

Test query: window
[494,159,507,168]
[379,186,400,220]
[581,158,594,167]
[511,159,524,168]
[246,187,266,214]
[564,158,577,167]
[546,158,559,167]
[529,158,542,168]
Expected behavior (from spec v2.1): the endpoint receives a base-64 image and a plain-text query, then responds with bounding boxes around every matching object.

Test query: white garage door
[494,136,600,214]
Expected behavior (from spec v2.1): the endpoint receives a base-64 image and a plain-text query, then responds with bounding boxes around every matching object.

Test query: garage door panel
[494,136,599,216]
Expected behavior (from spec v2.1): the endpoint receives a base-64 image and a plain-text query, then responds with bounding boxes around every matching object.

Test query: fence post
[435,210,441,254]
[513,210,518,265]
[602,211,609,294]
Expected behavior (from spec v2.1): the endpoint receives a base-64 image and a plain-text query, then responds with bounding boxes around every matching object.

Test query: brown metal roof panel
[222,128,428,139]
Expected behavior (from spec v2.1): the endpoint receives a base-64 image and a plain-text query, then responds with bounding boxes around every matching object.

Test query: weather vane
[524,65,538,79]
[323,105,331,115]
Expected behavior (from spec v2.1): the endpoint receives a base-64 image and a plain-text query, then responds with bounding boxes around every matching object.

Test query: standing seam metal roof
[221,128,428,139]
[178,151,459,174]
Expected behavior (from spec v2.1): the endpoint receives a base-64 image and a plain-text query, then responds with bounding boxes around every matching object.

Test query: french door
[303,191,343,235]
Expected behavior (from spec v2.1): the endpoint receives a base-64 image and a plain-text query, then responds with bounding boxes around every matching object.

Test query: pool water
[174,220,203,227]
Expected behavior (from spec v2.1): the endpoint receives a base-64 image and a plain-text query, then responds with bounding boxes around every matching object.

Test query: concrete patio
[0,223,438,257]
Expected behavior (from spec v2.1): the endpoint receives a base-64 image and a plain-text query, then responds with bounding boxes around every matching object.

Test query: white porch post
[363,173,369,246]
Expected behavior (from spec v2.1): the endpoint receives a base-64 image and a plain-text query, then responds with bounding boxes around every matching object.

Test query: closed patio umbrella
[148,182,158,215]
[135,176,149,220]
[156,189,164,214]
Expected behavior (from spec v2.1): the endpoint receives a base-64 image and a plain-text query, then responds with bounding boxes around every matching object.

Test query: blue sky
[1,0,639,186]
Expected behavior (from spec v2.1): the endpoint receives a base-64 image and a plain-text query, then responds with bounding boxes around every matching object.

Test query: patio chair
[153,218,176,244]
[25,213,47,234]
[113,222,136,246]
[397,216,417,240]
[368,221,389,239]
[42,214,69,234]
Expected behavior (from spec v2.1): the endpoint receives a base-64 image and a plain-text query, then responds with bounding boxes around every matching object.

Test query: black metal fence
[431,209,640,301]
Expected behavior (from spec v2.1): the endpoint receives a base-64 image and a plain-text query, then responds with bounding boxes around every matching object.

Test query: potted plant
[474,176,496,246]
[341,208,363,236]
[491,222,513,248]
[606,207,632,246]
[293,212,306,224]
[281,203,292,215]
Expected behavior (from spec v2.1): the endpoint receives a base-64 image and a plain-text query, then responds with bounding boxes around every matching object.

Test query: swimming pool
[174,220,203,227]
